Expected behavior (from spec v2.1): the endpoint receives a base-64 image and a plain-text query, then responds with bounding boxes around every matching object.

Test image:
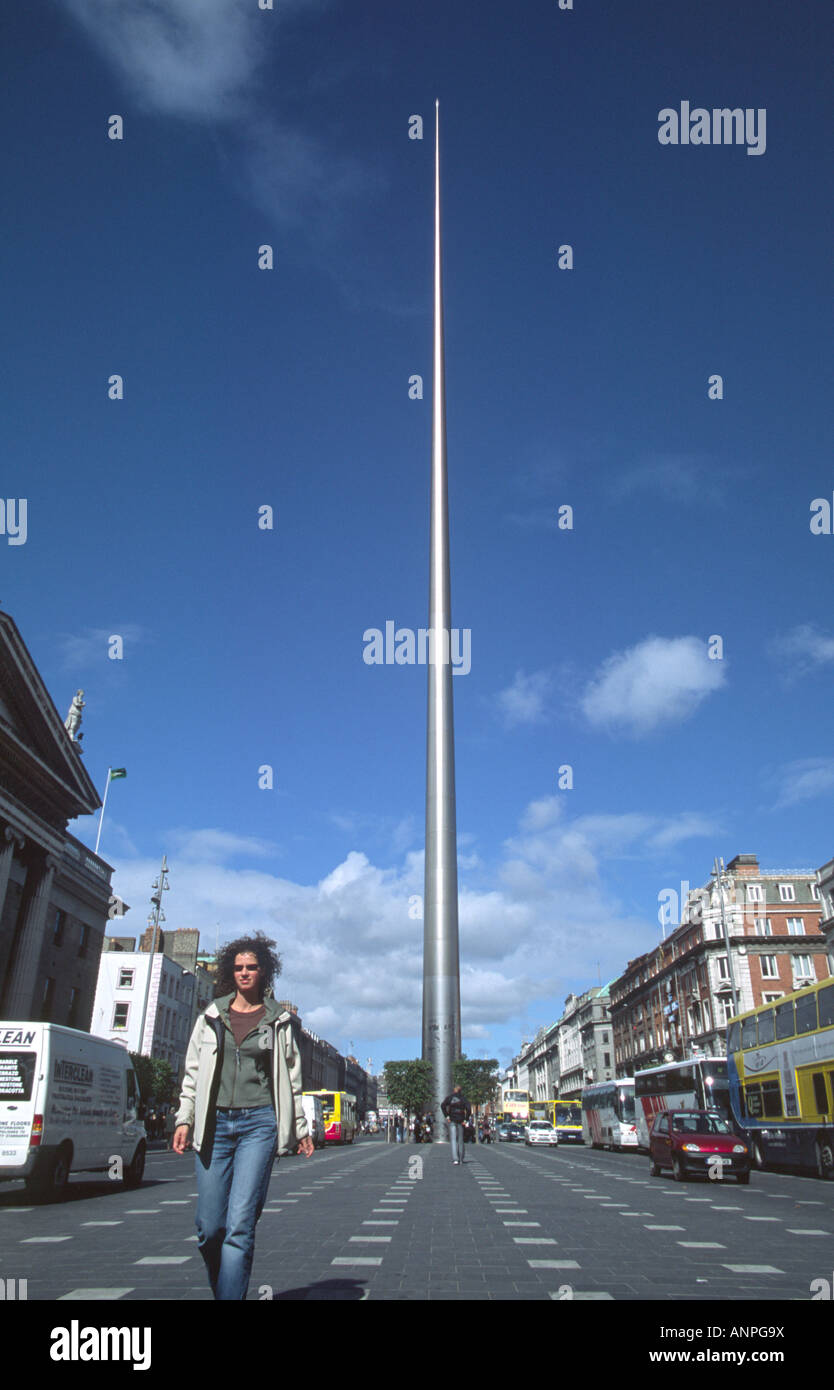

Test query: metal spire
[422,100,461,1135]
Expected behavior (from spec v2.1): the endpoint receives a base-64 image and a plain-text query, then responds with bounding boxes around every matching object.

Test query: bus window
[727,1021,741,1054]
[741,1017,758,1050]
[812,1073,829,1116]
[774,1001,795,1040]
[818,984,834,1029]
[795,992,818,1035]
[761,1079,783,1118]
[756,1008,775,1045]
[744,1084,762,1118]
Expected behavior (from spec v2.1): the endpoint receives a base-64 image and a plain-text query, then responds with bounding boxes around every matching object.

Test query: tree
[130,1054,176,1108]
[383,1060,435,1125]
[452,1056,500,1128]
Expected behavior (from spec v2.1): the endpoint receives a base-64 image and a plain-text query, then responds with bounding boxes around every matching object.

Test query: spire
[422,100,462,1130]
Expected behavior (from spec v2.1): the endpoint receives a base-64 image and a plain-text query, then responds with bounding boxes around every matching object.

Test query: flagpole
[95,768,112,857]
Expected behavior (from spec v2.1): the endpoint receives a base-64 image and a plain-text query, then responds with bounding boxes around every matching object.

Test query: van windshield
[0,1052,37,1101]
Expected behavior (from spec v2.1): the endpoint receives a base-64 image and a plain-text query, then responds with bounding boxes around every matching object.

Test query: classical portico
[0,612,113,1026]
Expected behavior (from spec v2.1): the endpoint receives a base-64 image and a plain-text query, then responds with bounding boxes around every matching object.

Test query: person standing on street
[173,933,313,1300]
[441,1085,472,1165]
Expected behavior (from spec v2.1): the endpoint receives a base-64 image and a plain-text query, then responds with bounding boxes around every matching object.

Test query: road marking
[363,1220,398,1226]
[161,1200,189,1205]
[514,1237,557,1245]
[645,1225,685,1231]
[331,1257,382,1266]
[134,1256,191,1265]
[709,1205,742,1211]
[82,1221,123,1227]
[786,1228,829,1235]
[743,1216,781,1222]
[550,1290,613,1300]
[349,1236,391,1243]
[59,1289,134,1300]
[21,1236,72,1243]
[529,1259,579,1269]
[723,1264,784,1274]
[503,1221,540,1227]
[125,1209,161,1214]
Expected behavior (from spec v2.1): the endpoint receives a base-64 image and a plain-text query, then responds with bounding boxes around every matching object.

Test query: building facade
[92,948,196,1080]
[0,612,115,1030]
[611,854,829,1075]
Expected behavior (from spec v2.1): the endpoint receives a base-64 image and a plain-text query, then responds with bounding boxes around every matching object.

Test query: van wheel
[26,1144,72,1203]
[123,1142,146,1189]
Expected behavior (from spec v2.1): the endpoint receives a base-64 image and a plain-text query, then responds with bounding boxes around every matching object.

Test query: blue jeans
[195,1105,278,1300]
[450,1121,464,1162]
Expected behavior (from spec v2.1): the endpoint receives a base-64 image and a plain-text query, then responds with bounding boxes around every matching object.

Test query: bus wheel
[815,1138,834,1180]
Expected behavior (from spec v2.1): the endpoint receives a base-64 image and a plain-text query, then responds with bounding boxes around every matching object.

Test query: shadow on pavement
[277,1278,367,1301]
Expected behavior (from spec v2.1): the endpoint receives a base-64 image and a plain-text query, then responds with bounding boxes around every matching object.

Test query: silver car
[525,1121,559,1147]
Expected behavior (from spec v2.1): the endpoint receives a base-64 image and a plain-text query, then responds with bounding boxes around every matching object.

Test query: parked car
[506,1123,527,1143]
[649,1109,751,1183]
[495,1122,511,1142]
[525,1120,559,1147]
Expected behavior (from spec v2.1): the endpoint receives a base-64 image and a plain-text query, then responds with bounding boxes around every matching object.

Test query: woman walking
[173,933,313,1300]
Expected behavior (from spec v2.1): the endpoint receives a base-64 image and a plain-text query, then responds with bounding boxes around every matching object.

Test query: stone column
[0,826,24,930]
[3,853,58,1019]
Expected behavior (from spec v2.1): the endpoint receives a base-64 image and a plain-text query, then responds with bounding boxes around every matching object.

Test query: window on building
[787,919,805,936]
[604,1052,610,1068]
[760,955,779,979]
[702,1000,711,1031]
[779,884,796,902]
[67,987,81,1028]
[762,992,783,1005]
[40,977,56,1022]
[112,1002,129,1029]
[755,918,773,936]
[747,885,763,903]
[78,922,89,958]
[715,954,730,982]
[793,956,814,981]
[118,968,135,989]
[810,883,821,900]
[52,909,66,946]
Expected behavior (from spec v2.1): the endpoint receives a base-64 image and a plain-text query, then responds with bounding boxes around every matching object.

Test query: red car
[649,1109,751,1184]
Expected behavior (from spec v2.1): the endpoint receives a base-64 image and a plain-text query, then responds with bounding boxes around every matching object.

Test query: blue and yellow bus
[727,977,834,1179]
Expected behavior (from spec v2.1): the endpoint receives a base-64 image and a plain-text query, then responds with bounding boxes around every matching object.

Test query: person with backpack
[441,1085,472,1165]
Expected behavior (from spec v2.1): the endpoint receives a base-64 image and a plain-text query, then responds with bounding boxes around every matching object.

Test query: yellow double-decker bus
[727,976,834,1178]
[499,1088,530,1124]
[307,1090,357,1144]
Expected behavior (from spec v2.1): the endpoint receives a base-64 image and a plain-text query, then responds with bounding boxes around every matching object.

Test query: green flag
[110,768,127,780]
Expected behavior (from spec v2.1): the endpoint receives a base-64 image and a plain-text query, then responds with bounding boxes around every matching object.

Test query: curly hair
[214,933,282,1001]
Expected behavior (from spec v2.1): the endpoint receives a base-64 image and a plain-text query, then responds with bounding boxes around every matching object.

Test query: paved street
[3,1136,832,1301]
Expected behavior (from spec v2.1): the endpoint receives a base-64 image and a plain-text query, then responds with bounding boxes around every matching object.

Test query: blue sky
[2,0,832,1072]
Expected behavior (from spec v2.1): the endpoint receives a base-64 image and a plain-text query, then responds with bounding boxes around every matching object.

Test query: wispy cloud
[495,669,552,727]
[768,624,834,684]
[581,635,726,736]
[58,625,149,671]
[608,453,723,505]
[770,758,834,809]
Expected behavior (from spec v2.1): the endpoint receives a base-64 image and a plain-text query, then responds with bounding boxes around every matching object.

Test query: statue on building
[64,689,85,741]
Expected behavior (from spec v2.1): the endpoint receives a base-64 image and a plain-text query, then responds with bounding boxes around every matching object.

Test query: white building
[91,950,196,1081]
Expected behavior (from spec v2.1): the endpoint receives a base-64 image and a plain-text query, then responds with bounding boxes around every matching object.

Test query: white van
[0,1022,147,1201]
[301,1093,326,1150]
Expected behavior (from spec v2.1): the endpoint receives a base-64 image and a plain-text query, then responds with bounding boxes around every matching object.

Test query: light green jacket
[175,996,309,1155]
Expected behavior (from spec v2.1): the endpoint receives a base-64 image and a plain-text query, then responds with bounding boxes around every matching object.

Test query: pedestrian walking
[441,1084,472,1165]
[173,933,313,1300]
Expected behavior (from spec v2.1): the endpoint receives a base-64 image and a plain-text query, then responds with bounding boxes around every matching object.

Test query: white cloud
[495,669,552,727]
[97,800,718,1055]
[581,635,726,736]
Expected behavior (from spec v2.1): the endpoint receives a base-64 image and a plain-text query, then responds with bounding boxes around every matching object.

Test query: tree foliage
[383,1059,435,1119]
[130,1054,176,1107]
[452,1056,500,1113]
